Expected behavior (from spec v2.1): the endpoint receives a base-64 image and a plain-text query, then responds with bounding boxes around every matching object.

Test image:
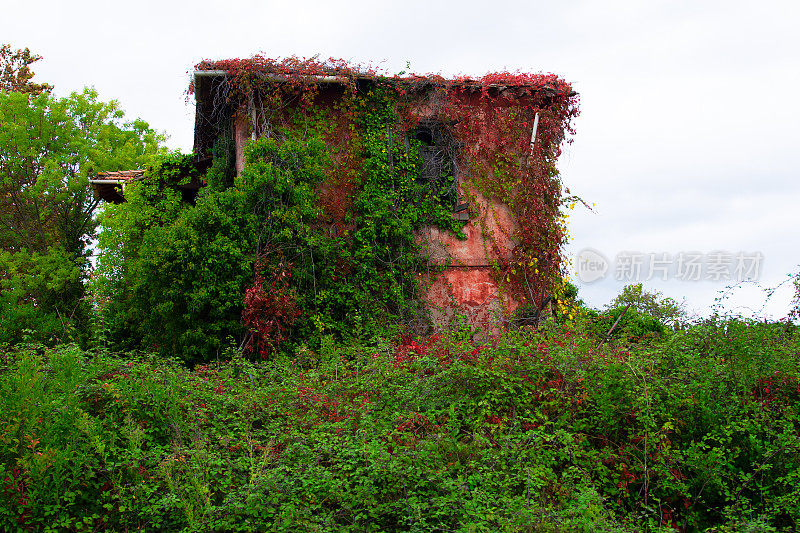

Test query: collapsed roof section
[89,170,145,204]
[90,169,203,204]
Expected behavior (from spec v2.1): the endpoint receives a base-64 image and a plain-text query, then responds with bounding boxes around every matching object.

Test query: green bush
[587,306,668,345]
[1,318,798,531]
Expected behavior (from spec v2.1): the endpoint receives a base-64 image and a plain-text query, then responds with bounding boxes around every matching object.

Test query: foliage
[0,247,82,345]
[1,316,798,531]
[0,86,164,345]
[577,283,688,346]
[607,283,686,326]
[443,73,580,307]
[788,268,800,321]
[0,44,51,95]
[97,83,467,362]
[96,152,256,360]
[0,89,162,255]
[587,307,669,346]
[194,55,580,313]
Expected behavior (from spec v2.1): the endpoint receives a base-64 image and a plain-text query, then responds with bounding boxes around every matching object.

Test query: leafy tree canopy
[0,89,165,255]
[0,58,165,345]
[606,283,686,324]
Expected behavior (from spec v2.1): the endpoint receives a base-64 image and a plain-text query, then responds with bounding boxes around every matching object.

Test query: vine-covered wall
[192,56,580,338]
[91,56,579,362]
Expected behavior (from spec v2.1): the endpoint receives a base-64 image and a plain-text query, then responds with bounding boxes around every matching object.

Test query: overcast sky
[3,0,798,318]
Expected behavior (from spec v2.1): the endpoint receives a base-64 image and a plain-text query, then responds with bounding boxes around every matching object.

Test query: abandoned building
[91,57,579,332]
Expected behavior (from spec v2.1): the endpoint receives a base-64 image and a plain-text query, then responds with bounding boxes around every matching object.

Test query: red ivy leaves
[242,263,301,359]
[196,54,580,315]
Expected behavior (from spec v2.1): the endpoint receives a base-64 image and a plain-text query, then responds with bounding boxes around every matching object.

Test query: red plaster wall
[419,190,521,330]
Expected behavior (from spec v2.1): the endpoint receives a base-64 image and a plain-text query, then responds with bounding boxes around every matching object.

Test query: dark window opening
[412,121,459,213]
[180,186,199,206]
[414,127,434,146]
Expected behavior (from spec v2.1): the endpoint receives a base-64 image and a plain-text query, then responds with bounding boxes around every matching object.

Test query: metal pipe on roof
[193,70,228,79]
[529,112,540,152]
[193,70,228,90]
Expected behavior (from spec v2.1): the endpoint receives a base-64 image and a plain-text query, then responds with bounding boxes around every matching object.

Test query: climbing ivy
[195,56,580,312]
[96,56,580,362]
[241,85,466,358]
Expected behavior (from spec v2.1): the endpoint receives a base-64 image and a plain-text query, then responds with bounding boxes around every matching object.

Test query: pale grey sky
[3,0,798,317]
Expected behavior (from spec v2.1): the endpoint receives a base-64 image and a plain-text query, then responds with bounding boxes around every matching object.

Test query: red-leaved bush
[242,263,301,359]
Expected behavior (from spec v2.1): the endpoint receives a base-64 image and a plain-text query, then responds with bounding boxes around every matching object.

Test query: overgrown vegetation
[1,44,164,348]
[96,86,467,363]
[4,48,800,532]
[2,316,798,531]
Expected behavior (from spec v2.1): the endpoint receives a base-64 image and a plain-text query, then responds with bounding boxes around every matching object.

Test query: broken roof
[90,170,145,203]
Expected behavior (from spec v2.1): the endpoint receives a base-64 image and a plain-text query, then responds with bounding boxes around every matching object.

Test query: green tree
[93,153,197,351]
[0,88,164,344]
[95,140,327,362]
[607,283,685,324]
[96,152,256,360]
[585,283,685,346]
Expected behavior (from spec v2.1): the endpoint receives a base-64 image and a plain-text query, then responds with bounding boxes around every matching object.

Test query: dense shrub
[1,317,798,531]
[587,307,669,345]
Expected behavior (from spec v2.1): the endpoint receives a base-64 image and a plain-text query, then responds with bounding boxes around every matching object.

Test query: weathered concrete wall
[234,114,249,176]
